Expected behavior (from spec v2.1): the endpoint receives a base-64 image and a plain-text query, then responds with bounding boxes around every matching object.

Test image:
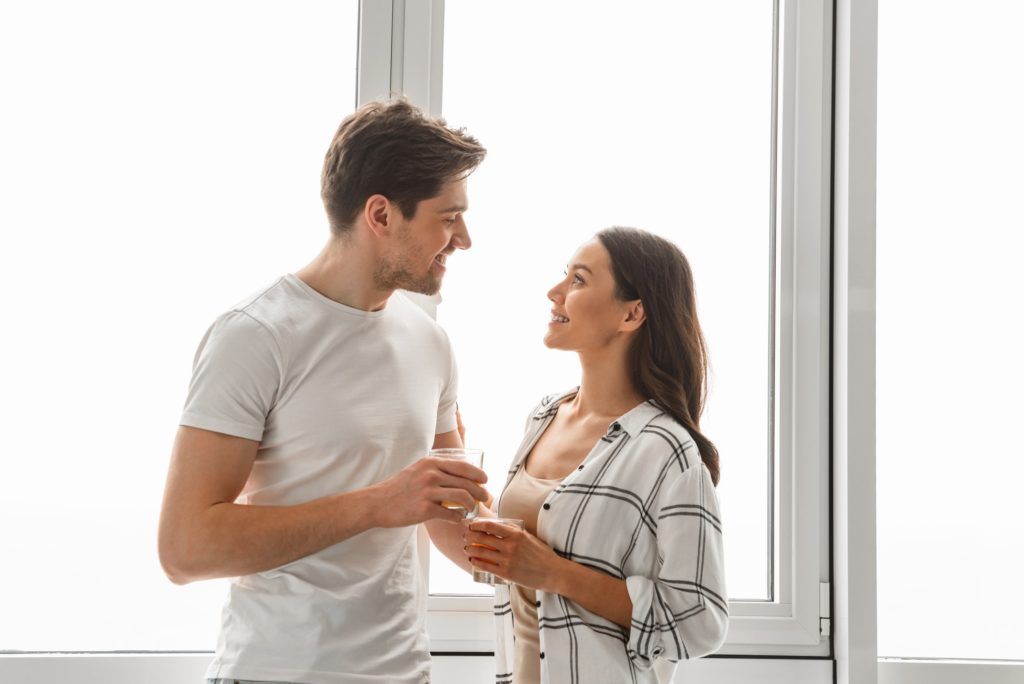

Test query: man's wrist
[342,484,384,531]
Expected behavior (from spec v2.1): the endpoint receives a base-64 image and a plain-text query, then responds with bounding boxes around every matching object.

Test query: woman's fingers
[465,544,504,566]
[467,519,522,539]
[463,529,507,550]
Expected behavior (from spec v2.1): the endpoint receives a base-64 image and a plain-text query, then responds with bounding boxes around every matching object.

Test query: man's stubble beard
[373,227,442,296]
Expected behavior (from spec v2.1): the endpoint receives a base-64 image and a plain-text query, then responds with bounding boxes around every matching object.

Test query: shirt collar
[534,387,665,438]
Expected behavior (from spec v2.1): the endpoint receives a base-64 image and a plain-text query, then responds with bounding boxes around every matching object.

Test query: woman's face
[544,238,637,352]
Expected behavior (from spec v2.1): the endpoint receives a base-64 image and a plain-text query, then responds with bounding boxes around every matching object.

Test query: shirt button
[577,465,584,471]
[535,600,541,608]
[543,503,551,510]
[539,652,545,659]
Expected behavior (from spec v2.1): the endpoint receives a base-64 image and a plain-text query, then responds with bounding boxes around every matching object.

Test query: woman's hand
[463,519,566,593]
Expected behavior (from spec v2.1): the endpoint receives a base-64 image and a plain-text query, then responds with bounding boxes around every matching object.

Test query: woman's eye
[573,274,584,285]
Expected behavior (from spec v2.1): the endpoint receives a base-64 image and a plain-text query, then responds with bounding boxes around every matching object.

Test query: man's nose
[452,218,472,250]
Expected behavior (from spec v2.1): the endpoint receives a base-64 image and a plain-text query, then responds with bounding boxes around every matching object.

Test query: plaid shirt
[492,389,728,684]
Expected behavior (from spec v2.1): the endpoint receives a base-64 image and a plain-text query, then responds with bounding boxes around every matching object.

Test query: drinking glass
[427,448,485,519]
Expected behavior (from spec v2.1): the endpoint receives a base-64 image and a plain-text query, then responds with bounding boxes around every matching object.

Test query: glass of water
[469,517,525,585]
[427,448,485,519]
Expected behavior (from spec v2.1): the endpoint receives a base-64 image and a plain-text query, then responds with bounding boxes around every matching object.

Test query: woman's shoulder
[630,410,702,472]
[531,387,579,414]
[520,387,579,431]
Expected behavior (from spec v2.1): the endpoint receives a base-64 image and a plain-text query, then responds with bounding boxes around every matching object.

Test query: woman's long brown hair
[597,227,721,485]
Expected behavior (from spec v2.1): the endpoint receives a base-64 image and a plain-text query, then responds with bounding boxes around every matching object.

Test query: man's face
[374,178,471,296]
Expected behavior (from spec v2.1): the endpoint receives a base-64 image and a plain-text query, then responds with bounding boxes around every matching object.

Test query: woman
[464,227,728,684]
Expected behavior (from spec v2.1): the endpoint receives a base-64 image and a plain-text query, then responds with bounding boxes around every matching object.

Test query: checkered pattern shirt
[492,389,728,684]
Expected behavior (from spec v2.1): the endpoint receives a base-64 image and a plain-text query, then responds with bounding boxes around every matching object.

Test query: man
[158,97,489,684]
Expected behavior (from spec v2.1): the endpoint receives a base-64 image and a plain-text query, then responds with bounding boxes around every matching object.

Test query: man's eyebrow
[436,205,467,213]
[568,263,594,274]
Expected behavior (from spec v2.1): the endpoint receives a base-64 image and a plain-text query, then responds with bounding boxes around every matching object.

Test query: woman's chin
[543,333,567,350]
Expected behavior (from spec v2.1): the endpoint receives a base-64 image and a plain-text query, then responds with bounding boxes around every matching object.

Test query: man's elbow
[158,528,202,585]
[159,544,193,585]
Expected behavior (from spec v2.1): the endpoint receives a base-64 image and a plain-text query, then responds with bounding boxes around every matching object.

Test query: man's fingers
[434,472,489,504]
[425,501,468,524]
[435,487,476,513]
[460,480,490,504]
[429,457,487,483]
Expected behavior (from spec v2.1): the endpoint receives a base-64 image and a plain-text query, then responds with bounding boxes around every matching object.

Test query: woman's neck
[568,349,646,424]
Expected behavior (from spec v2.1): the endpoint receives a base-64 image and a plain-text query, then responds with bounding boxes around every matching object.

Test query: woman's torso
[498,401,621,684]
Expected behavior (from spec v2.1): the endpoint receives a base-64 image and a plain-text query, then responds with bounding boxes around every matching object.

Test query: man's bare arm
[158,426,487,584]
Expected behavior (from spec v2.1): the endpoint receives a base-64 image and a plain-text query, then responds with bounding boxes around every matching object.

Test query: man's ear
[621,300,646,333]
[364,194,393,238]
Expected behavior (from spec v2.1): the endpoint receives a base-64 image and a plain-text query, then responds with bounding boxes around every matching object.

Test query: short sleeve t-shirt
[180,274,458,684]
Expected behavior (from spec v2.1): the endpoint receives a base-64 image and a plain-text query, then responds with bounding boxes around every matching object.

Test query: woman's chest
[525,422,607,479]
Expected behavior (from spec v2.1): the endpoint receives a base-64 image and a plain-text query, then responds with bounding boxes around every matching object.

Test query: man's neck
[295,235,393,312]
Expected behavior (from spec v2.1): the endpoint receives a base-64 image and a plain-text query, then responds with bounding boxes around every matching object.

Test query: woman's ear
[364,194,393,238]
[621,300,646,332]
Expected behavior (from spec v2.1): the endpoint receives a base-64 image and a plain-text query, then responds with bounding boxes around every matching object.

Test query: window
[432,0,774,602]
[426,0,833,659]
[877,0,1024,662]
[0,0,358,650]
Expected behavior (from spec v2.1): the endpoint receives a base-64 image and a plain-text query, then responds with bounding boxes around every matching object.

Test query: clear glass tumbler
[427,448,485,519]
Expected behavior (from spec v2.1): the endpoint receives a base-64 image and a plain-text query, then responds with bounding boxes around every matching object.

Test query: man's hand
[369,455,488,527]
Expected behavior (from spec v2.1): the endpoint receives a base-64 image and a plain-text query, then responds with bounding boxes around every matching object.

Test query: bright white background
[876,0,1024,661]
[0,0,358,650]
[432,0,775,601]
[0,0,803,656]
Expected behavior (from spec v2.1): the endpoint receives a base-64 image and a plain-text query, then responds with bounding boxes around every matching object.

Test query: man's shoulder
[193,276,300,358]
[223,275,294,325]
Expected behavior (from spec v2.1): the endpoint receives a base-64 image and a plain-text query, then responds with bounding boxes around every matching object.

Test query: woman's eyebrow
[568,263,594,274]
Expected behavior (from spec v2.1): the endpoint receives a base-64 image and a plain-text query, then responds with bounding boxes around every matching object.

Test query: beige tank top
[498,465,563,684]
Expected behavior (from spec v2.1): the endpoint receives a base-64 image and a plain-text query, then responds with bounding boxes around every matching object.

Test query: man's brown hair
[321,97,486,236]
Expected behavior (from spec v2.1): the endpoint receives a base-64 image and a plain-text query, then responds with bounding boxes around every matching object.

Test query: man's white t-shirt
[180,274,458,684]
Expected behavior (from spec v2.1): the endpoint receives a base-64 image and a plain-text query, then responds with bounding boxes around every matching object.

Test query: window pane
[0,1,357,650]
[433,0,774,600]
[877,1,1024,659]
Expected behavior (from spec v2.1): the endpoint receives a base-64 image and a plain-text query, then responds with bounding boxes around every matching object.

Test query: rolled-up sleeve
[625,463,729,666]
